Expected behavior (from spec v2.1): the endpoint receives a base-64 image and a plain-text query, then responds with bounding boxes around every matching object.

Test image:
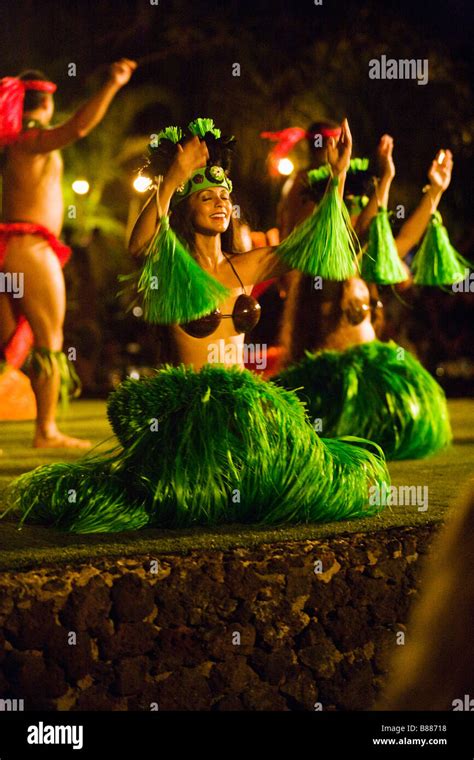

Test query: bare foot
[33,432,92,449]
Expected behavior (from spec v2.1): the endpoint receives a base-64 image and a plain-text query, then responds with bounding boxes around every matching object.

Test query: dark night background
[0,0,473,392]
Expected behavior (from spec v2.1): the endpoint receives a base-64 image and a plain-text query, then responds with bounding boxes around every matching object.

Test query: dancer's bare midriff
[3,146,64,236]
[171,281,252,371]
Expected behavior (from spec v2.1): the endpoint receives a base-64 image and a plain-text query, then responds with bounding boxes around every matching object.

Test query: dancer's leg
[3,235,90,448]
[0,291,17,347]
[0,284,20,454]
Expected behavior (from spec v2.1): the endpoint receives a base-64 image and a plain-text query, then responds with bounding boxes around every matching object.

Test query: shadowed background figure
[379,480,474,710]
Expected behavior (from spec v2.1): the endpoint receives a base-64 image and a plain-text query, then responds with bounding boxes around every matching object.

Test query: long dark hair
[278,273,344,367]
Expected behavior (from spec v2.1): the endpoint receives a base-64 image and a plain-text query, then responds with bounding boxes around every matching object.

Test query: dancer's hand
[168,136,209,188]
[108,58,137,87]
[327,118,352,177]
[378,134,395,179]
[428,149,453,192]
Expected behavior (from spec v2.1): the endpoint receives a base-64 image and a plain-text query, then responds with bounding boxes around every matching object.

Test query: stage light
[72,179,90,195]
[133,176,152,193]
[277,158,294,176]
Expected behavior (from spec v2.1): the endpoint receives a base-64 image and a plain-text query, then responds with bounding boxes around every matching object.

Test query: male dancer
[0,58,136,448]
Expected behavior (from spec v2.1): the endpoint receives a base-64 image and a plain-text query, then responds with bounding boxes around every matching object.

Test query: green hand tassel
[411,211,471,286]
[308,165,333,184]
[275,177,360,279]
[308,158,369,185]
[137,215,230,324]
[361,207,408,284]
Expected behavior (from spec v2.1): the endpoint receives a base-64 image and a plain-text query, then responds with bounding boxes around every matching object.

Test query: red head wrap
[261,125,342,176]
[0,77,57,146]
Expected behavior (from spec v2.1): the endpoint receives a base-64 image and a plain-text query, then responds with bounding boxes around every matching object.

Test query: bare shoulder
[227,246,283,286]
[13,128,44,152]
[229,246,273,268]
[7,131,55,163]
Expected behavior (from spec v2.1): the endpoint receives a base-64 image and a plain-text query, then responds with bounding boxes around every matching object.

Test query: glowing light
[133,176,153,193]
[129,369,140,380]
[72,179,90,195]
[132,306,143,318]
[277,158,294,176]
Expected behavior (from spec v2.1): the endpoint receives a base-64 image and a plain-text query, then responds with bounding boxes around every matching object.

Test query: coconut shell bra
[181,251,261,338]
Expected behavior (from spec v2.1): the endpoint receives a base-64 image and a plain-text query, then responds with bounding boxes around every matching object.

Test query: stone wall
[0,524,437,711]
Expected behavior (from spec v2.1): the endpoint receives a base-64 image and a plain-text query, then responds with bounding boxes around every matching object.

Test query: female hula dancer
[4,117,391,533]
[274,134,455,460]
[0,59,136,448]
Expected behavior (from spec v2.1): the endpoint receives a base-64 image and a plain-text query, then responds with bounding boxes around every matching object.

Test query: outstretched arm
[18,58,137,153]
[395,149,453,258]
[128,136,209,257]
[354,134,395,238]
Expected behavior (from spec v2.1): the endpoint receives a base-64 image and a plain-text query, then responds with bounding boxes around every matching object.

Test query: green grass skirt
[274,341,452,461]
[4,365,390,533]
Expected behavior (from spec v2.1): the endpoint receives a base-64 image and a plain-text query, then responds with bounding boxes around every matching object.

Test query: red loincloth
[0,222,71,368]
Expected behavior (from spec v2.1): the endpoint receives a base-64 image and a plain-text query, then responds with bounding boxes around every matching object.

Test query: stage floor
[0,399,473,571]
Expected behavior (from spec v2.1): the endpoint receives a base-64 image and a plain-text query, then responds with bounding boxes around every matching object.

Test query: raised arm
[18,58,136,153]
[326,117,352,200]
[128,136,209,257]
[354,134,395,238]
[395,149,453,258]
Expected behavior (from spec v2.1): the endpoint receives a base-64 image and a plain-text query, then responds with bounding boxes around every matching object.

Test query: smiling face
[187,186,232,235]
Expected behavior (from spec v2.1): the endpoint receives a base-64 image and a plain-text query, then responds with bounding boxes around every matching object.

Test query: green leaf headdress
[143,118,235,205]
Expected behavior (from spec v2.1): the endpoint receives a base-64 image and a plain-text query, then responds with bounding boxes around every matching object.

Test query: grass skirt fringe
[4,365,390,532]
[274,341,452,460]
